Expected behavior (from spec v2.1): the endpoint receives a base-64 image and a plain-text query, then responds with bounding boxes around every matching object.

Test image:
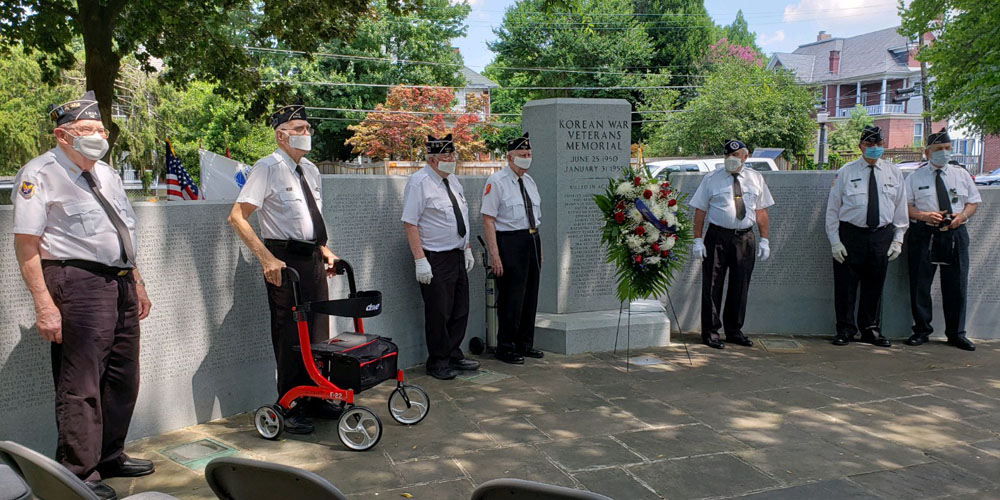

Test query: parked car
[647,157,778,179]
[975,166,1000,185]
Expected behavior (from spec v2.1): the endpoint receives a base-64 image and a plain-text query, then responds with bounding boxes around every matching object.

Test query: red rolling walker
[253,261,429,451]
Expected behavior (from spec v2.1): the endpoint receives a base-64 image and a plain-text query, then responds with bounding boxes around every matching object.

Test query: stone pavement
[110,335,1000,499]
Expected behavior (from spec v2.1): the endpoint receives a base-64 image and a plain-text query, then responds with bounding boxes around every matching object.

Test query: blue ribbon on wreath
[634,198,675,233]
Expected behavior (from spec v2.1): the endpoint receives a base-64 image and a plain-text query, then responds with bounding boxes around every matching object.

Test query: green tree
[632,0,714,99]
[633,72,679,156]
[0,0,422,154]
[720,10,759,50]
[657,59,816,159]
[899,0,1000,134]
[827,105,874,154]
[0,44,79,175]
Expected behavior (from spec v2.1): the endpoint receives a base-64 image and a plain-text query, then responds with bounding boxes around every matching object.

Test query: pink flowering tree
[706,38,764,67]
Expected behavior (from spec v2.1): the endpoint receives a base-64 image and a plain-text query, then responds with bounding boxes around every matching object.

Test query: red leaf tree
[346,86,489,160]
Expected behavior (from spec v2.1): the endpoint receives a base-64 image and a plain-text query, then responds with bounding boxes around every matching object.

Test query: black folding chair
[206,457,348,500]
[0,464,31,500]
[471,478,614,500]
[0,441,177,500]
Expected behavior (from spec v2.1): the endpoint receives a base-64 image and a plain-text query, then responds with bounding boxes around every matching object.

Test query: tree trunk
[77,0,124,164]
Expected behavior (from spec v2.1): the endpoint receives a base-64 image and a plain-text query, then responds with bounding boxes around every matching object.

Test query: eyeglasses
[280,124,313,136]
[62,126,109,138]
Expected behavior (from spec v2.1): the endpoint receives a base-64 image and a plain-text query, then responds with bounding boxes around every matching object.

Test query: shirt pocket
[278,191,304,219]
[881,182,900,206]
[844,181,867,203]
[742,185,760,209]
[62,200,105,236]
[502,191,525,217]
[711,185,734,207]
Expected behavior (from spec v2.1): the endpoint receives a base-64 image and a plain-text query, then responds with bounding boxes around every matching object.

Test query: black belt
[424,248,464,255]
[42,259,132,278]
[497,229,538,235]
[264,238,319,256]
[840,221,890,234]
[708,224,753,235]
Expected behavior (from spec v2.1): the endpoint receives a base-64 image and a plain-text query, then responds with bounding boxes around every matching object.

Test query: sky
[452,0,905,73]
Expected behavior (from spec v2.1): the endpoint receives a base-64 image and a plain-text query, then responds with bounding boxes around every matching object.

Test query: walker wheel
[388,384,431,425]
[338,406,382,451]
[469,337,485,355]
[254,405,283,440]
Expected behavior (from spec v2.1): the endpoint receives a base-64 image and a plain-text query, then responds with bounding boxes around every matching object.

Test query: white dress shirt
[480,166,542,232]
[688,167,775,230]
[401,165,470,251]
[905,163,982,215]
[11,147,138,268]
[826,158,909,244]
[237,149,323,241]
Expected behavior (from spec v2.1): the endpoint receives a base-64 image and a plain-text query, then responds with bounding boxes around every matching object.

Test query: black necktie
[295,165,327,246]
[518,177,536,230]
[867,165,880,229]
[935,169,951,213]
[732,174,746,220]
[441,177,466,237]
[81,171,135,264]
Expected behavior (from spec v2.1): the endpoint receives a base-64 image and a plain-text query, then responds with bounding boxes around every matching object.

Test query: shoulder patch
[19,181,36,199]
[484,183,492,195]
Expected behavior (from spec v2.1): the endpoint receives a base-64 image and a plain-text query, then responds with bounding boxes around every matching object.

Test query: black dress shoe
[832,334,850,346]
[495,351,525,364]
[283,414,315,434]
[703,338,725,349]
[947,336,976,351]
[861,334,891,347]
[449,358,481,370]
[518,348,544,359]
[726,336,753,347]
[85,480,118,500]
[427,367,458,380]
[99,455,154,478]
[304,399,345,419]
[905,334,928,346]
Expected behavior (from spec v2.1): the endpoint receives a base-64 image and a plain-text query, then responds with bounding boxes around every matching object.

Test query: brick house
[768,27,946,150]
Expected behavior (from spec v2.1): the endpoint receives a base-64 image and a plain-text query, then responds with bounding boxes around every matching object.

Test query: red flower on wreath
[634,226,646,236]
[662,182,670,188]
[668,199,677,207]
[615,200,626,210]
[634,255,643,263]
[659,219,668,226]
[633,176,642,186]
[652,243,661,252]
[661,250,670,258]
[658,190,668,199]
[643,189,653,199]
[614,211,625,223]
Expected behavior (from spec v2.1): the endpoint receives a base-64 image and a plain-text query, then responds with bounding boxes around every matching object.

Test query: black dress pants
[419,248,470,371]
[495,230,541,354]
[907,224,969,339]
[833,223,893,338]
[701,224,756,341]
[44,265,140,482]
[265,246,329,396]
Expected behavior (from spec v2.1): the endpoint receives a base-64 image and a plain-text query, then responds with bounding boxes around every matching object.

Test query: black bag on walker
[312,333,399,392]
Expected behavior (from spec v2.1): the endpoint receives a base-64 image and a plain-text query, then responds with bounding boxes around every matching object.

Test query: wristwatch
[136,279,146,286]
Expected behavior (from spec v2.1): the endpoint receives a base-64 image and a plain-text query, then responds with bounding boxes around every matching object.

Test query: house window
[913,122,923,147]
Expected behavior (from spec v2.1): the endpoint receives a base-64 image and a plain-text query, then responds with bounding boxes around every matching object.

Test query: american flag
[165,139,202,201]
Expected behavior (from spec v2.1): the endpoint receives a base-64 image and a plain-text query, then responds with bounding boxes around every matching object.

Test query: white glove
[887,241,903,261]
[692,238,707,259]
[757,238,770,262]
[464,247,475,272]
[414,257,433,284]
[831,242,848,264]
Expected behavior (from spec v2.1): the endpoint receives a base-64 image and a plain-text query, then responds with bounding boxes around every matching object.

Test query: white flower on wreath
[663,211,677,228]
[646,255,662,265]
[628,208,643,223]
[625,234,645,252]
[615,182,636,197]
[662,235,676,250]
[651,203,665,220]
[644,223,660,243]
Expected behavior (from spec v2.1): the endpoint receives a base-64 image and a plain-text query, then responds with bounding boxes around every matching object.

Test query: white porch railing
[836,103,905,117]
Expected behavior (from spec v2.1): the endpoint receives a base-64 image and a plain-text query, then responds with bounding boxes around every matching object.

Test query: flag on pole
[165,139,202,201]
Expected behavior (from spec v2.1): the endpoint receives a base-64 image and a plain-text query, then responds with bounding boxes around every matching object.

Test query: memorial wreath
[593,163,693,303]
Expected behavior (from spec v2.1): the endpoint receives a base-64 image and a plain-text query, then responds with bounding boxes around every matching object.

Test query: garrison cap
[507,132,531,151]
[270,100,308,128]
[48,90,102,126]
[860,125,883,143]
[724,139,747,155]
[427,134,455,155]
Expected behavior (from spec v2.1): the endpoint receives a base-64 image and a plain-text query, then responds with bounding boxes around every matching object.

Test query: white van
[646,158,778,179]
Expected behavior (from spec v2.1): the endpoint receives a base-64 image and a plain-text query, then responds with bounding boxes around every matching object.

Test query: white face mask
[284,132,311,152]
[512,156,532,170]
[724,156,742,173]
[930,150,950,167]
[437,161,457,174]
[70,133,109,161]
